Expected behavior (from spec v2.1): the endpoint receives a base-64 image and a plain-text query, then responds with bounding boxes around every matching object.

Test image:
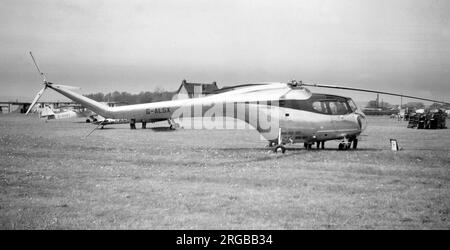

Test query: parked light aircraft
[91,115,129,129]
[37,105,94,121]
[26,52,449,153]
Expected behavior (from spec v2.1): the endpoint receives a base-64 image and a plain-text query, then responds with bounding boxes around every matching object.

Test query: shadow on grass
[219,147,383,152]
[97,127,116,130]
[149,127,176,132]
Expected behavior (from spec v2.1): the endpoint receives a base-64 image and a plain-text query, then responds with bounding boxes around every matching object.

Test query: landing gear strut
[315,141,326,149]
[273,128,286,154]
[338,138,358,150]
[352,139,358,149]
[130,119,136,129]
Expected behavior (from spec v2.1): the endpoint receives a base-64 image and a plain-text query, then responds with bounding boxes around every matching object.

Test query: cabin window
[328,100,351,115]
[311,101,329,114]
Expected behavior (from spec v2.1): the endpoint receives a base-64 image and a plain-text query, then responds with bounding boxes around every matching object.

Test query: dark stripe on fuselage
[176,93,354,119]
[240,93,353,115]
[276,93,353,115]
[170,93,354,133]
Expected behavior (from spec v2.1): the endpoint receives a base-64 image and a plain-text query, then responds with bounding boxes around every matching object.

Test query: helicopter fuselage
[48,82,366,144]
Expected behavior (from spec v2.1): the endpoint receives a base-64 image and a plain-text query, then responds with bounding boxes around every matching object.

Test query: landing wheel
[268,141,277,147]
[352,139,358,149]
[85,119,91,123]
[274,145,286,154]
[168,119,178,130]
[338,142,350,150]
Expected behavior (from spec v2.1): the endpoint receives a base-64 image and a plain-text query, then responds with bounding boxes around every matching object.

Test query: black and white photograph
[0,0,449,234]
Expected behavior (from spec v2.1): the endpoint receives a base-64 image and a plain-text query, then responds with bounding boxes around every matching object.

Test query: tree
[84,92,104,102]
[429,102,450,110]
[402,102,425,110]
[366,100,379,108]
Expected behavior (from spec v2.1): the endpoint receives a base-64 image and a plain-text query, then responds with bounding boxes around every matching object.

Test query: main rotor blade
[302,83,449,105]
[26,86,47,115]
[53,84,81,90]
[29,51,47,83]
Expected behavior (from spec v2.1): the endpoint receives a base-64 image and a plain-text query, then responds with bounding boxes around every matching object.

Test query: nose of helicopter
[357,112,368,132]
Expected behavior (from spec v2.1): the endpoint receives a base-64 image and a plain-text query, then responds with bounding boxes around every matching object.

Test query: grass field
[0,114,449,229]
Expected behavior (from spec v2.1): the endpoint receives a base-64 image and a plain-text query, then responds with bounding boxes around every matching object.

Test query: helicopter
[26,52,449,153]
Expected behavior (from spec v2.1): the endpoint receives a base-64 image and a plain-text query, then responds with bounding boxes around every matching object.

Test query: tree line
[366,99,449,110]
[84,89,175,104]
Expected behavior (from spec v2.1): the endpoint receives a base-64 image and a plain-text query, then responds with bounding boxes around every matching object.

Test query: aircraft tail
[47,85,112,118]
[27,51,113,118]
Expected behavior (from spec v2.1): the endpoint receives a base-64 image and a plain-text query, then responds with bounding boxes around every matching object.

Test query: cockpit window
[348,99,358,112]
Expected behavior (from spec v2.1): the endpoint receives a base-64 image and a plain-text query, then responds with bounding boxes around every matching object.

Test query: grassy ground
[0,114,449,229]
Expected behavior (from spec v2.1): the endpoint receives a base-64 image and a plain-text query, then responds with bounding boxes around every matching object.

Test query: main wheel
[352,139,358,149]
[274,145,286,154]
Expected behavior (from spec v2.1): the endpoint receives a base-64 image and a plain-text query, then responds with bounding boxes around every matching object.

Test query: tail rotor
[25,85,47,114]
[26,51,49,115]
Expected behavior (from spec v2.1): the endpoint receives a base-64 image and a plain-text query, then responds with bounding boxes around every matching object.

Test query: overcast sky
[1,0,449,103]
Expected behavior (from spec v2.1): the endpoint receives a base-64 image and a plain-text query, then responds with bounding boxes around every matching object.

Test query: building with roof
[172,80,219,100]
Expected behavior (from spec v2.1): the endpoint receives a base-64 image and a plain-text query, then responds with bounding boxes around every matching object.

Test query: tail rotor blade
[26,86,47,115]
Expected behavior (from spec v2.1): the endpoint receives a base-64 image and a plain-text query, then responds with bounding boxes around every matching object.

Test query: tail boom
[47,84,113,118]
